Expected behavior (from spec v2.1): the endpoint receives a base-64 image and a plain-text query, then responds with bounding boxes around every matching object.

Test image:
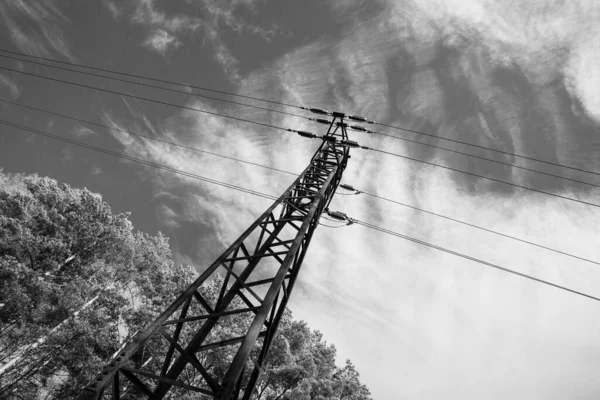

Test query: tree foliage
[0,172,371,399]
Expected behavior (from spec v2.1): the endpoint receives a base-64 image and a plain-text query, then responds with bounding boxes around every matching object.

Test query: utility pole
[77,110,371,400]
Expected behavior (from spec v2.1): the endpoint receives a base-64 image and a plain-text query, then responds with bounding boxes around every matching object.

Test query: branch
[273,375,303,400]
[256,376,272,400]
[0,294,101,375]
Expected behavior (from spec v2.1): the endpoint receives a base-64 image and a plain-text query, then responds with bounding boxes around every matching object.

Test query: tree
[332,360,371,400]
[0,173,195,398]
[249,312,371,400]
[0,172,371,399]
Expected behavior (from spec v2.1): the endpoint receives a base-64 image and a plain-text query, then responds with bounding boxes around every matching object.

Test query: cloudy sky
[1,0,600,399]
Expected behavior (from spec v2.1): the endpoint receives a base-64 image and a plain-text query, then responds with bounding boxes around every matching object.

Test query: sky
[1,0,600,399]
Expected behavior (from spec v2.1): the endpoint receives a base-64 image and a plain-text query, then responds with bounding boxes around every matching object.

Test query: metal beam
[76,116,350,400]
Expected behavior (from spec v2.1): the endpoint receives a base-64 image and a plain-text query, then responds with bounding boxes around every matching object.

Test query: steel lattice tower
[77,113,357,400]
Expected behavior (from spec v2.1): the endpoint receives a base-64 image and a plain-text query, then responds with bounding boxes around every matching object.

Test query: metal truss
[77,116,350,400]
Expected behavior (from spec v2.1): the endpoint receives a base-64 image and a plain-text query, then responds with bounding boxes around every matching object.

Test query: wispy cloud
[143,29,181,56]
[211,40,240,81]
[391,0,600,123]
[202,1,278,41]
[71,125,98,138]
[0,0,75,61]
[0,73,21,98]
[108,94,307,249]
[101,0,123,20]
[102,2,600,398]
[273,4,600,398]
[127,0,276,80]
[156,203,179,229]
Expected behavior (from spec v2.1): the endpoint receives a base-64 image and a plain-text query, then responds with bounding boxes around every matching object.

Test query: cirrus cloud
[143,29,181,56]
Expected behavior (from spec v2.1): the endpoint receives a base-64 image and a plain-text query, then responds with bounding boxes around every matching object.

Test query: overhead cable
[359,130,600,189]
[325,209,600,303]
[355,219,600,302]
[290,105,600,178]
[5,113,598,303]
[0,119,279,201]
[376,122,600,177]
[0,65,290,133]
[339,184,600,266]
[369,147,600,209]
[0,53,306,120]
[0,48,301,109]
[6,47,599,179]
[0,98,297,177]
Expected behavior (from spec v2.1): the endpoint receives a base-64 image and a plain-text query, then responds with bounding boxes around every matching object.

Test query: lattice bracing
[77,116,350,400]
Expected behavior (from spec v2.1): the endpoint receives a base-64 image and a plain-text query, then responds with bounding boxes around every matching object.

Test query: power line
[362,130,600,189]
[0,53,307,120]
[0,48,301,110]
[3,101,599,264]
[353,219,600,303]
[9,59,592,206]
[0,65,291,134]
[376,122,600,178]
[23,94,581,256]
[4,115,597,304]
[0,119,279,201]
[0,98,297,177]
[341,186,600,266]
[369,147,600,209]
[7,47,600,180]
[7,48,599,184]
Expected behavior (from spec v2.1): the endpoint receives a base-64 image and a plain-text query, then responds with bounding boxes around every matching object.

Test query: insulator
[340,184,355,191]
[322,135,337,142]
[350,125,376,133]
[309,118,332,125]
[301,106,331,115]
[347,114,375,124]
[340,139,359,147]
[349,124,367,132]
[296,130,317,138]
[335,122,348,128]
[327,210,348,221]
[332,111,346,118]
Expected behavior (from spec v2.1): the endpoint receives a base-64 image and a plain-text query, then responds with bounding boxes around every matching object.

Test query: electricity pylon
[77,111,369,400]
